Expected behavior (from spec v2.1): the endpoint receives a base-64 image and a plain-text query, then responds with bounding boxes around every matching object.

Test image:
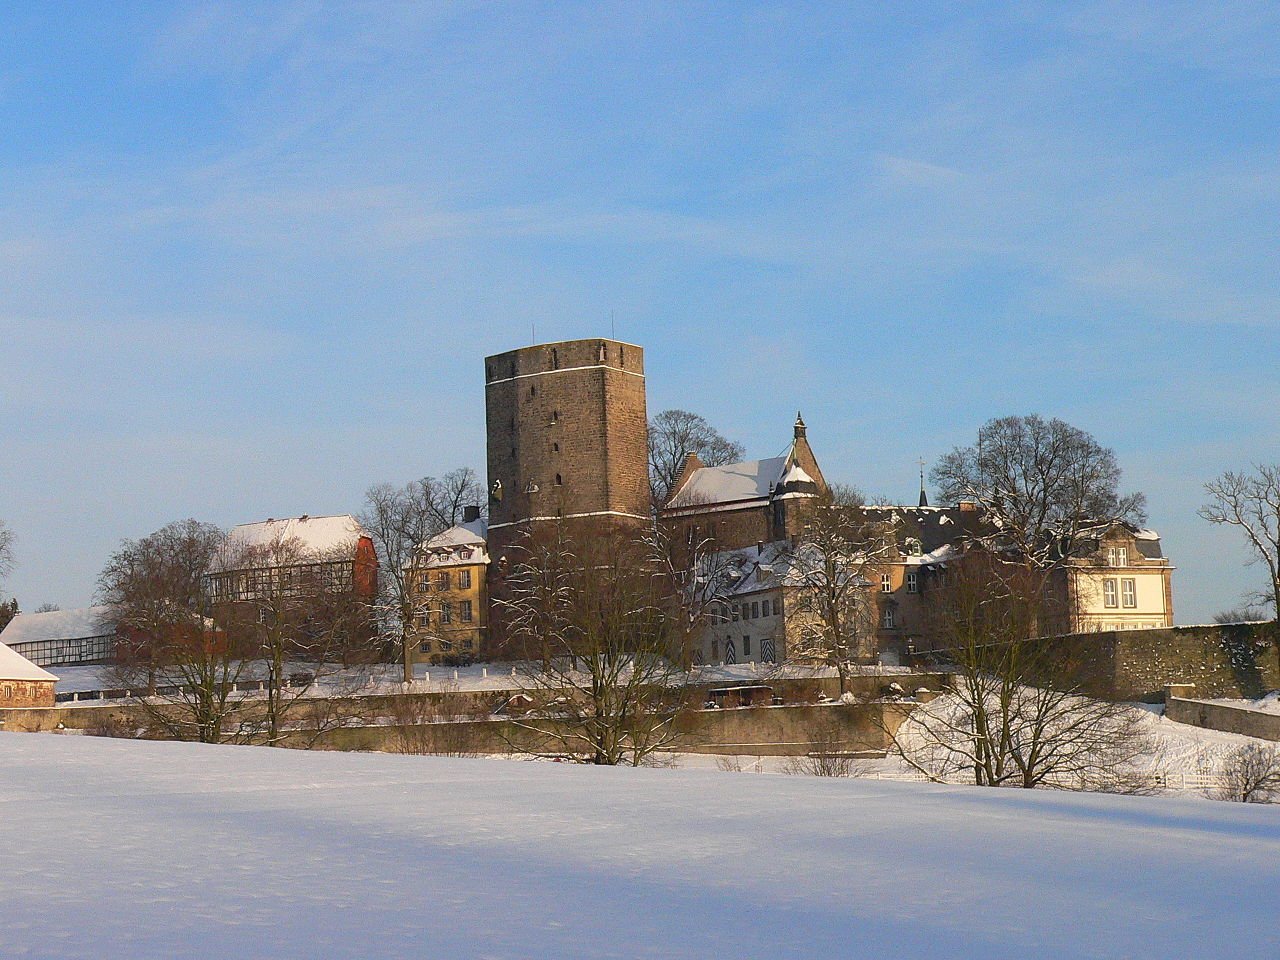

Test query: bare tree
[361,468,484,679]
[1211,742,1280,803]
[932,414,1147,567]
[887,555,1153,790]
[499,520,695,765]
[1214,607,1271,624]
[0,521,15,630]
[215,532,379,746]
[779,715,870,777]
[648,409,745,507]
[784,488,894,693]
[0,520,13,587]
[1200,464,1280,621]
[98,520,247,743]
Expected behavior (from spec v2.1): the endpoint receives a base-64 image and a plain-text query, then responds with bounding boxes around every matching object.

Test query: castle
[400,336,1174,670]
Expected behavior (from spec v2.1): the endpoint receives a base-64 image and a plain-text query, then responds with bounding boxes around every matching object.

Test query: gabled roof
[416,519,489,568]
[0,606,116,646]
[0,642,58,682]
[668,457,788,510]
[664,414,827,514]
[226,515,367,557]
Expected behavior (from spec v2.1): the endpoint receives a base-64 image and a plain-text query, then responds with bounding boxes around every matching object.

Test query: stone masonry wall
[485,339,648,559]
[1038,622,1279,702]
[1165,696,1280,742]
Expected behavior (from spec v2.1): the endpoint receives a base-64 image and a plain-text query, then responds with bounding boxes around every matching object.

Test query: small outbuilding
[0,641,58,708]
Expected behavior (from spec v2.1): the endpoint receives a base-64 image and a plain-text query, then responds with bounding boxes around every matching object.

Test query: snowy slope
[1,734,1277,960]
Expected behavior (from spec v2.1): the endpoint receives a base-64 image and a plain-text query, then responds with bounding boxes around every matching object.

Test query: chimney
[757,541,764,556]
[463,505,481,523]
[958,500,978,513]
[794,412,807,440]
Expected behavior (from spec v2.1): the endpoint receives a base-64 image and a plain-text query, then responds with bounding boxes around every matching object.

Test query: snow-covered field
[1,734,1277,959]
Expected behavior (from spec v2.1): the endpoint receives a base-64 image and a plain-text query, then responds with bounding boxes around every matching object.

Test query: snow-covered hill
[1,734,1276,959]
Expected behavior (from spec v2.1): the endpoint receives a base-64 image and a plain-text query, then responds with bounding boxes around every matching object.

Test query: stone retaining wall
[1165,696,1280,743]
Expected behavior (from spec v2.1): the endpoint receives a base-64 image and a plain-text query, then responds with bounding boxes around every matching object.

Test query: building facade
[1057,524,1175,632]
[484,338,650,562]
[206,515,379,605]
[661,414,826,550]
[0,606,117,667]
[405,511,489,667]
[0,641,57,707]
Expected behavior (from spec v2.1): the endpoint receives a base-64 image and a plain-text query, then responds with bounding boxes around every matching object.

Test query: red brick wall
[0,680,55,708]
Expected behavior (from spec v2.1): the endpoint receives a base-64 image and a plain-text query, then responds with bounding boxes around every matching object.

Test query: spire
[918,458,928,508]
[794,411,806,440]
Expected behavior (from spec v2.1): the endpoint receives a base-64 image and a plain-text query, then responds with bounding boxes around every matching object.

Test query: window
[751,601,760,619]
[1121,578,1136,608]
[553,442,560,452]
[418,576,430,592]
[529,384,536,397]
[881,573,892,593]
[437,572,451,591]
[711,639,719,661]
[551,348,559,369]
[462,639,474,650]
[439,601,453,624]
[551,410,559,424]
[882,606,896,629]
[743,636,751,656]
[460,600,473,622]
[419,641,432,654]
[417,609,430,628]
[772,598,781,616]
[1103,579,1118,608]
[555,474,562,486]
[906,571,918,594]
[732,605,740,622]
[1107,546,1128,567]
[459,569,472,590]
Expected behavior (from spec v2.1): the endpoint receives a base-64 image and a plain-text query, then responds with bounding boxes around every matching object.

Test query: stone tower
[484,338,649,558]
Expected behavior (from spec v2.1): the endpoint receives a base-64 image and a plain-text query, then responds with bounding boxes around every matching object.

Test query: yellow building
[405,514,489,668]
[1062,523,1175,632]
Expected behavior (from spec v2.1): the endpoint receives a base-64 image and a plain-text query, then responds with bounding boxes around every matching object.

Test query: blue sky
[2,1,1277,622]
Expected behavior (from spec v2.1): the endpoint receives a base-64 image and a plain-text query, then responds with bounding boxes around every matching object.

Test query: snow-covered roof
[417,519,489,568]
[226,515,367,558]
[669,457,787,509]
[780,463,814,485]
[858,505,987,555]
[0,642,58,682]
[423,518,487,550]
[0,606,116,646]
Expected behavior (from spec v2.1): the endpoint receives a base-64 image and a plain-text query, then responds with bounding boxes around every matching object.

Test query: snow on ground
[1,734,1277,959]
[1209,691,1280,715]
